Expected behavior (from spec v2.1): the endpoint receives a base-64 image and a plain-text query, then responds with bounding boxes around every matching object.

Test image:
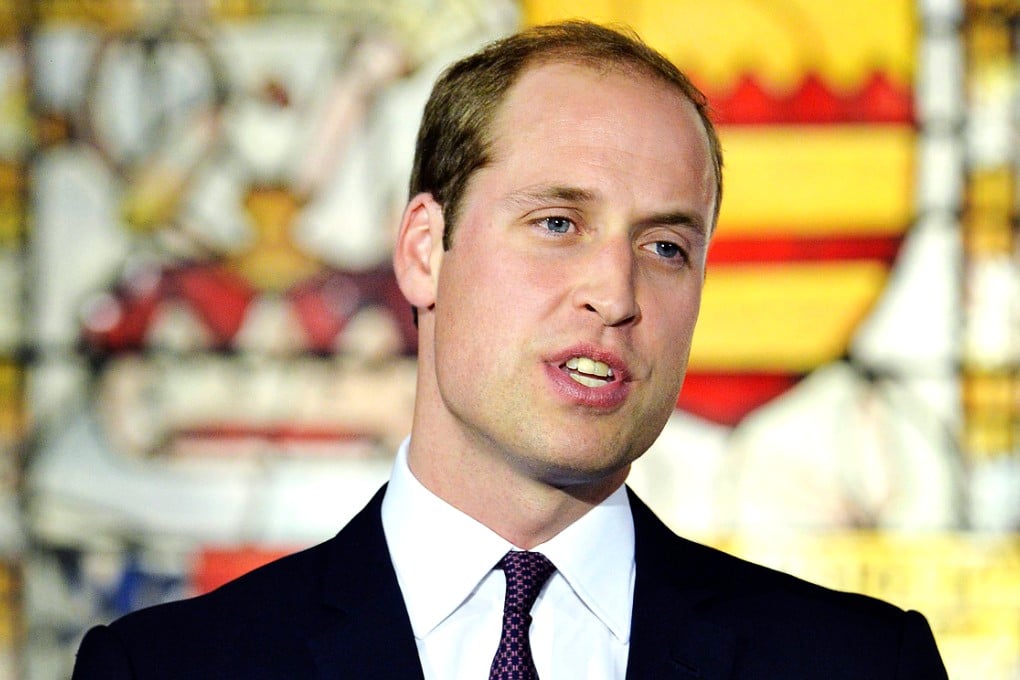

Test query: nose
[572,239,640,327]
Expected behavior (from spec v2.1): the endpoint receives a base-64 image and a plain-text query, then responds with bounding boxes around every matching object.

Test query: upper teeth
[565,356,613,378]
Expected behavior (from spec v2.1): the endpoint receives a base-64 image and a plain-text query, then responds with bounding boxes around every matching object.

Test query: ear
[393,192,445,311]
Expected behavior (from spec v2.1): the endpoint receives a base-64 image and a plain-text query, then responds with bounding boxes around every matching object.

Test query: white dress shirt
[381,438,635,680]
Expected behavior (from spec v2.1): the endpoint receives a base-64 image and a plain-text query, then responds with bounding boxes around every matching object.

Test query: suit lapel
[625,489,737,680]
[306,485,425,680]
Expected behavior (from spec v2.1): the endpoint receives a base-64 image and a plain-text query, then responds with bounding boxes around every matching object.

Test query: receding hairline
[470,56,719,224]
[503,54,713,131]
[482,45,719,222]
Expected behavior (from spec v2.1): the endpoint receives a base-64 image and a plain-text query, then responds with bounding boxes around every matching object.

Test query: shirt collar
[381,438,635,642]
[533,482,634,642]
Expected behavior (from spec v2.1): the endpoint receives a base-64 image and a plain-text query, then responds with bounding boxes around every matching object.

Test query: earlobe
[393,192,445,310]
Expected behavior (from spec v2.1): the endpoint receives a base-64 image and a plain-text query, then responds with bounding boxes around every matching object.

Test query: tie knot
[498,551,556,614]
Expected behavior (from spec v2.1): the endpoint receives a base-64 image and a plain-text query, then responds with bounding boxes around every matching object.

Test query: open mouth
[562,356,615,388]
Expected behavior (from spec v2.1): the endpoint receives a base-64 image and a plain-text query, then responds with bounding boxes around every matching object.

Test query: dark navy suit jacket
[72,486,948,679]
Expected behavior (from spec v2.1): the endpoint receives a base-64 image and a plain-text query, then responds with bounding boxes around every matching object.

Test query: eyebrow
[638,210,709,240]
[502,185,598,209]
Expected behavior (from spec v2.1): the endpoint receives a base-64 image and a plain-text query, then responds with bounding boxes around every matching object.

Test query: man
[72,21,948,679]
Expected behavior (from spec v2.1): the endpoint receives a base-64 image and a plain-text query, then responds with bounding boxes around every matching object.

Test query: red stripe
[707,234,903,265]
[701,72,914,126]
[194,547,294,594]
[679,372,801,426]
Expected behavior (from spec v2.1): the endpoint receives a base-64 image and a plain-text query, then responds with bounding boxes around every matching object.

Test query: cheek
[461,250,561,322]
[645,280,702,345]
[433,254,528,357]
[641,296,702,399]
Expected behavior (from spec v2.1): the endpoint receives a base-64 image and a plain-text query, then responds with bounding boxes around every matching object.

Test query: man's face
[419,61,716,491]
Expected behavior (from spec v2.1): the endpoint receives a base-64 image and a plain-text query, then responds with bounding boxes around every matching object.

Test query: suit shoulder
[75,538,341,679]
[111,537,334,645]
[677,532,906,616]
[75,489,394,678]
[630,490,918,624]
[630,501,947,677]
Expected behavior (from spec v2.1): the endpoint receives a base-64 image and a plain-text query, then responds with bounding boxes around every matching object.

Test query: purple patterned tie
[488,550,557,680]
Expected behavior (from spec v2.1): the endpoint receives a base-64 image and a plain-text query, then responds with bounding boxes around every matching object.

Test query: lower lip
[543,363,631,410]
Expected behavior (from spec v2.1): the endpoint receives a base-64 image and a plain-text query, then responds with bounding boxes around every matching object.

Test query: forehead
[493,60,707,157]
[478,60,715,212]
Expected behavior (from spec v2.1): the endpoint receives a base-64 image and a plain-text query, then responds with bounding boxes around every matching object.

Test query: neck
[405,426,628,549]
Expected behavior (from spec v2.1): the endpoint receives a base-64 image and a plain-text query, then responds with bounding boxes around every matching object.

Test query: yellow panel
[0,562,14,641]
[965,219,1014,254]
[0,362,20,440]
[964,419,1014,457]
[689,261,889,371]
[522,0,621,25]
[0,0,24,36]
[716,125,915,235]
[712,532,1020,680]
[0,164,23,246]
[37,0,140,26]
[521,0,916,90]
[965,372,1015,411]
[971,169,1014,211]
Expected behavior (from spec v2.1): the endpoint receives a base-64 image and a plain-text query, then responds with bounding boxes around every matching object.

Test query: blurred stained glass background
[0,0,1015,677]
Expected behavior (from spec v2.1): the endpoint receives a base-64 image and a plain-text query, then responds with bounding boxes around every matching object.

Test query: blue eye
[654,241,681,259]
[542,217,573,233]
